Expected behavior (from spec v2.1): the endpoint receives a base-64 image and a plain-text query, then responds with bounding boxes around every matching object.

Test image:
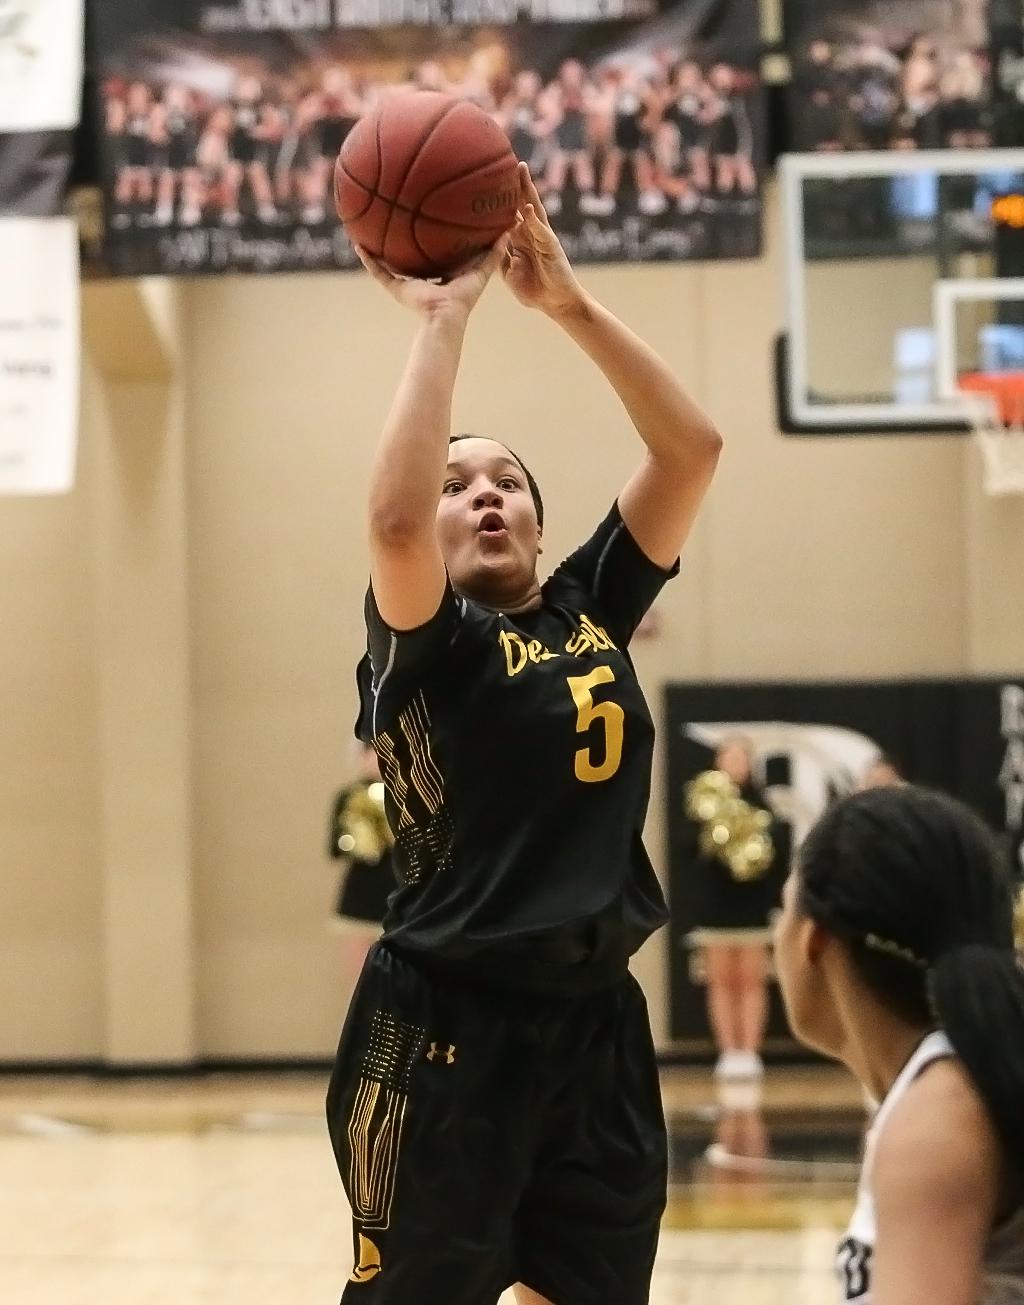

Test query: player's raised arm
[357,244,501,631]
[501,161,721,569]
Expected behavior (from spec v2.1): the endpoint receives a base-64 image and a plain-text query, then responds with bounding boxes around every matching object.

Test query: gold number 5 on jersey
[567,668,625,783]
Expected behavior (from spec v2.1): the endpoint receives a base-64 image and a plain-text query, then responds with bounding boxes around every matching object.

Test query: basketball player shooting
[326,161,721,1304]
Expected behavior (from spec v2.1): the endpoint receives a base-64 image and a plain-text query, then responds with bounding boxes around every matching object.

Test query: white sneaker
[714,1050,764,1081]
[579,192,614,216]
[714,1050,744,1080]
[638,189,668,216]
[543,191,562,216]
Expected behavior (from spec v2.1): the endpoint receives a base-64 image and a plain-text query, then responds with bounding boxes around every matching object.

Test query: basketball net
[957,372,1024,498]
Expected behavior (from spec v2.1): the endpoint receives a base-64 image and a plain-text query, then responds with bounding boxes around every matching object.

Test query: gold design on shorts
[349,1232,382,1283]
[346,1011,424,1231]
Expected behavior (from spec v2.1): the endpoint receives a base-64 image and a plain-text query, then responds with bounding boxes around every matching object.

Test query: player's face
[515,70,540,100]
[857,760,903,791]
[437,438,540,604]
[773,869,843,1056]
[560,60,585,90]
[715,741,751,785]
[676,62,702,93]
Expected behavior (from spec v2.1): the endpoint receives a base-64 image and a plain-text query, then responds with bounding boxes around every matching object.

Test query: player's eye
[497,477,519,491]
[442,480,466,495]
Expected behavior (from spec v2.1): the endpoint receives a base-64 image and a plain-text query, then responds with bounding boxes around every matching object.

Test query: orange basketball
[335,91,519,278]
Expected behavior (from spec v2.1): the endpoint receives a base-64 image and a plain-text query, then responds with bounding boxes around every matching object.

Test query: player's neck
[835,987,932,1106]
[459,574,543,615]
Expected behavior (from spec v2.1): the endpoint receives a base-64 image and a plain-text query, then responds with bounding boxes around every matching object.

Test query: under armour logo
[426,1042,456,1065]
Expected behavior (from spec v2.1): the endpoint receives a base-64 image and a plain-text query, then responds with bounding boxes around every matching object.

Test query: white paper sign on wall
[0,217,79,495]
[0,0,84,132]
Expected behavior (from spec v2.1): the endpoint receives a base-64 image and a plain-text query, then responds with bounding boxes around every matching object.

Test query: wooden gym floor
[0,1066,864,1304]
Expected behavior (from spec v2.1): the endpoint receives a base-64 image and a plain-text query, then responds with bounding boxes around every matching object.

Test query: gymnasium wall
[2,187,1021,1063]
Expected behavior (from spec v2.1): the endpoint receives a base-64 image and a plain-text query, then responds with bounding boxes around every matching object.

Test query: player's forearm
[550,290,721,470]
[367,308,467,544]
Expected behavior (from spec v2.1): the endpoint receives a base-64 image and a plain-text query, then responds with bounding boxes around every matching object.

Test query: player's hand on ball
[501,162,583,318]
[354,241,504,320]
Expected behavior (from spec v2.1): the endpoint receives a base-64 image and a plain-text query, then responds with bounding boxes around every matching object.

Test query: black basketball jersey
[166,107,190,137]
[233,100,259,134]
[358,503,675,994]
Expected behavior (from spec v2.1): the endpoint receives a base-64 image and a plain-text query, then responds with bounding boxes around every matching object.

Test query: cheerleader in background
[897,34,942,149]
[222,74,278,226]
[497,69,551,176]
[858,753,906,792]
[597,65,665,217]
[683,737,786,1081]
[195,104,232,225]
[940,53,991,148]
[151,84,202,228]
[275,82,321,223]
[703,65,757,205]
[312,67,363,224]
[110,81,156,230]
[328,743,395,989]
[655,61,712,214]
[539,59,603,216]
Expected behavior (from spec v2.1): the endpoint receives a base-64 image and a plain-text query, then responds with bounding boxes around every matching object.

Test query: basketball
[334,91,519,278]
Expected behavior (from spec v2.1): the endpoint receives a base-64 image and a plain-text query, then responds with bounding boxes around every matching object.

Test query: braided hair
[799,785,1024,1177]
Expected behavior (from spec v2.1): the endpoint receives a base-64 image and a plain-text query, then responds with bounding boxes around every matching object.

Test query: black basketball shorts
[325,943,667,1304]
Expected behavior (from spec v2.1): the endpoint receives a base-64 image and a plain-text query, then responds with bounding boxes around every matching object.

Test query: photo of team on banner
[787,0,1023,153]
[97,40,762,273]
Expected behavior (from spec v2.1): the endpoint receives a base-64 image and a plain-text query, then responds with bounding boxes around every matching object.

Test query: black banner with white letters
[664,677,1024,1050]
[89,0,764,276]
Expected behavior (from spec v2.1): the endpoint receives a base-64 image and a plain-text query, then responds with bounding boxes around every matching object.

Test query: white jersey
[838,1030,1024,1305]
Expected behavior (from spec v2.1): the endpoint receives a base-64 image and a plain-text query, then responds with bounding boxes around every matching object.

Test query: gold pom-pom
[336,780,394,862]
[685,769,775,883]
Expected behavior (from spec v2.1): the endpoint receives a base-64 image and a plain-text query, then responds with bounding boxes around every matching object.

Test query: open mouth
[477,511,508,537]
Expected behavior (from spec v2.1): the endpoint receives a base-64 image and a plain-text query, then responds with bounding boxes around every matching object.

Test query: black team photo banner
[89,0,764,277]
[663,677,1024,1050]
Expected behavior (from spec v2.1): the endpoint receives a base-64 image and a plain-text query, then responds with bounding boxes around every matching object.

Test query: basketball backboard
[777,149,1024,435]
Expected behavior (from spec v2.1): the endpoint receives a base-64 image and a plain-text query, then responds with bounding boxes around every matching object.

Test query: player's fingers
[511,206,540,248]
[522,203,551,241]
[442,239,502,286]
[354,245,393,285]
[478,240,505,279]
[517,162,551,227]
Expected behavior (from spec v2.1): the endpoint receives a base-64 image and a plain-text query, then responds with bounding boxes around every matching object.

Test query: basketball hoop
[957,372,1024,498]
